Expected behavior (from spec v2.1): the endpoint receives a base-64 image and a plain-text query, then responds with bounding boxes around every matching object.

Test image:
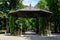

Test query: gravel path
[0,34,60,40]
[0,36,25,40]
[23,35,60,40]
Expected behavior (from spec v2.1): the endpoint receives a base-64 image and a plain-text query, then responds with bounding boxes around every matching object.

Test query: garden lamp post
[5,1,10,35]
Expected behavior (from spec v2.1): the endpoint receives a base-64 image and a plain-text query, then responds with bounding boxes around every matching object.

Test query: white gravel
[0,34,26,40]
[0,34,60,40]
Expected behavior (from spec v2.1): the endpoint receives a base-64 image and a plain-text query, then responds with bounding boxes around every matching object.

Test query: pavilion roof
[9,6,52,14]
[9,5,52,17]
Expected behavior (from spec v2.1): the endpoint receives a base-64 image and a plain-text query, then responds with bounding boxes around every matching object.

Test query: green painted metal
[9,15,15,35]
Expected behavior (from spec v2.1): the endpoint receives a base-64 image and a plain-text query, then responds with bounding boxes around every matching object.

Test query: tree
[35,0,50,35]
[0,11,8,30]
[46,0,59,33]
[8,0,26,35]
[0,0,27,35]
[36,0,60,33]
[35,0,49,10]
[9,0,23,9]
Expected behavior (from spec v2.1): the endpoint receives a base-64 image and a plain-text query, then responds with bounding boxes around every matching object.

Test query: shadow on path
[23,35,60,40]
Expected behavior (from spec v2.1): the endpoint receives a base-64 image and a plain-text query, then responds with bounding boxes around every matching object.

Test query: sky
[22,0,39,7]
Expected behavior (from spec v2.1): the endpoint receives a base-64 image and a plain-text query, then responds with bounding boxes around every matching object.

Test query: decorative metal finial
[30,3,31,7]
[29,3,32,9]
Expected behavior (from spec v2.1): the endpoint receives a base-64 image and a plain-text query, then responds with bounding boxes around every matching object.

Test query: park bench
[25,31,36,35]
[0,30,11,35]
[0,30,6,34]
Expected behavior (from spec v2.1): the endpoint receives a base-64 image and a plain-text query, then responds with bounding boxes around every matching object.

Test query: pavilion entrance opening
[15,18,37,35]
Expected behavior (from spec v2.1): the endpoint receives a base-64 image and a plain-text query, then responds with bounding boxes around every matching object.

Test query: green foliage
[15,18,36,31]
[35,0,49,10]
[46,0,58,13]
[0,11,8,18]
[46,0,60,32]
[1,0,60,35]
[0,11,8,30]
[9,0,23,9]
[15,18,25,29]
[36,0,60,33]
[39,17,48,34]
